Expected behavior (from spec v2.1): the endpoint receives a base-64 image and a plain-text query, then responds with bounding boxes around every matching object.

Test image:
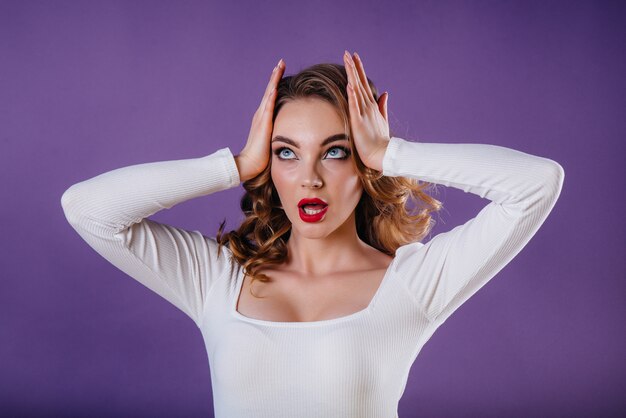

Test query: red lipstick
[298,198,328,223]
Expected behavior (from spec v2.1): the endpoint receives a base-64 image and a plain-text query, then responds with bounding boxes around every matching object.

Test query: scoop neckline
[230,255,398,328]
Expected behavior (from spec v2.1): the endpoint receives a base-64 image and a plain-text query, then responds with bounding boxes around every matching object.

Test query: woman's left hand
[343,50,390,172]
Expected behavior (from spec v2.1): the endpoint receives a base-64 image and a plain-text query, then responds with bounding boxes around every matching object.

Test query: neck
[284,211,369,277]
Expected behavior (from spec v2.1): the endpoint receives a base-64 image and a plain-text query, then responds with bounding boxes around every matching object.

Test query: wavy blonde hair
[216,62,442,298]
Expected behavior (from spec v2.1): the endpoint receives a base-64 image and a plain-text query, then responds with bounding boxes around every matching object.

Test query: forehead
[273,98,344,145]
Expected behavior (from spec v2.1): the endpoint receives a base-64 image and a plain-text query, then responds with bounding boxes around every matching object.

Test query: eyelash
[273,146,352,161]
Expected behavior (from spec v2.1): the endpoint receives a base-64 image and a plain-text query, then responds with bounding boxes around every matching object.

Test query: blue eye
[326,146,350,159]
[273,146,351,160]
[276,148,295,159]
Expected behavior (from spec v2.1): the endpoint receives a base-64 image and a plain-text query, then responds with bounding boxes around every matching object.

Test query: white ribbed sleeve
[382,136,565,324]
[60,147,241,328]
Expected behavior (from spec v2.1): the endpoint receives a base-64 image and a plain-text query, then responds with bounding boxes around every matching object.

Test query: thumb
[378,92,389,122]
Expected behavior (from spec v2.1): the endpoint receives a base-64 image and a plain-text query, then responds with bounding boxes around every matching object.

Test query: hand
[236,58,285,182]
[343,50,390,172]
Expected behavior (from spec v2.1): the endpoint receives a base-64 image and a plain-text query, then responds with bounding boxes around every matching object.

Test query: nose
[300,161,324,189]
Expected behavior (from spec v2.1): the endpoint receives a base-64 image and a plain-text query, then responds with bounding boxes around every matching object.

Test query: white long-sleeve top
[61,136,564,418]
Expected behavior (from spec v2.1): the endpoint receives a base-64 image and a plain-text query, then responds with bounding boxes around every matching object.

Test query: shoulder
[361,246,395,271]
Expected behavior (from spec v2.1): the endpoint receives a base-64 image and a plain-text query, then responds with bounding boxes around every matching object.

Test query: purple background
[2,0,624,416]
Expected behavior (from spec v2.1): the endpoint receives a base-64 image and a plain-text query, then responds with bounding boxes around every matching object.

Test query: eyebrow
[271,133,348,148]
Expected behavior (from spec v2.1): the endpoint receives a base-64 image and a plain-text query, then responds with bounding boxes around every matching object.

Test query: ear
[378,92,389,123]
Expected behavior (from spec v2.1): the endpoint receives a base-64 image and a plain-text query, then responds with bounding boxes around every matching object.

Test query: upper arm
[66,212,232,328]
[59,146,241,328]
[396,161,564,325]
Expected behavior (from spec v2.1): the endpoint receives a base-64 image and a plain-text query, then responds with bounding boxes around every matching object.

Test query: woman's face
[271,97,363,239]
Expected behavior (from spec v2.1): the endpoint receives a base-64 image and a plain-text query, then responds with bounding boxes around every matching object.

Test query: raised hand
[343,50,390,172]
[235,58,286,182]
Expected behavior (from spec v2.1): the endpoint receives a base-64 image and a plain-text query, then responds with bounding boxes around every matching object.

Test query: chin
[290,218,332,233]
[289,211,354,240]
[292,228,336,241]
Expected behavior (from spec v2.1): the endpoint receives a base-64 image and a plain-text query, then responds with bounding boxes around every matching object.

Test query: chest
[209,324,398,416]
[234,267,390,323]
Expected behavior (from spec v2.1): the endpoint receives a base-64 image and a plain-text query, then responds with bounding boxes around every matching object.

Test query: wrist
[366,140,390,172]
[234,155,257,182]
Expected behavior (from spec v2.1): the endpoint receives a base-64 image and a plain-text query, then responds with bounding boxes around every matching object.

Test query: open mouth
[300,204,328,215]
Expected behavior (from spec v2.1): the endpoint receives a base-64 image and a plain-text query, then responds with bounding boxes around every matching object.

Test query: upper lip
[298,197,328,207]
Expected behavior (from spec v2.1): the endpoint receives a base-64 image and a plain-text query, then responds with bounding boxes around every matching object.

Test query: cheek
[270,165,292,197]
[336,173,363,203]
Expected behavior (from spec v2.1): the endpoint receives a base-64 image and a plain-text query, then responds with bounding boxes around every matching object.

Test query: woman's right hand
[235,58,285,182]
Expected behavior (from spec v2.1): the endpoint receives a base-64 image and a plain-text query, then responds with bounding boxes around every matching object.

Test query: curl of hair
[216,62,442,298]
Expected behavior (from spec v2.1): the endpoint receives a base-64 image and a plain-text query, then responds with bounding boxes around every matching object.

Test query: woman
[61,51,564,418]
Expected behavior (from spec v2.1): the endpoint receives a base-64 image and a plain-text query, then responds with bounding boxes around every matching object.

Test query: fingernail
[355,52,360,60]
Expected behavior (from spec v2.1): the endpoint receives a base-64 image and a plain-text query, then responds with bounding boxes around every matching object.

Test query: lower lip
[298,205,328,222]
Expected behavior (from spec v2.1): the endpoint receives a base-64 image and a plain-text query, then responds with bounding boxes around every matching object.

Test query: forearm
[61,147,241,232]
[382,136,564,207]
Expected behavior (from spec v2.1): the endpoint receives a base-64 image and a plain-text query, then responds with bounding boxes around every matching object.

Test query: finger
[346,82,360,121]
[350,56,366,110]
[347,53,369,109]
[258,59,284,113]
[344,52,365,113]
[257,65,278,114]
[264,87,276,113]
[263,61,283,116]
[343,52,360,115]
[267,59,284,90]
[353,52,375,103]
[260,87,277,132]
